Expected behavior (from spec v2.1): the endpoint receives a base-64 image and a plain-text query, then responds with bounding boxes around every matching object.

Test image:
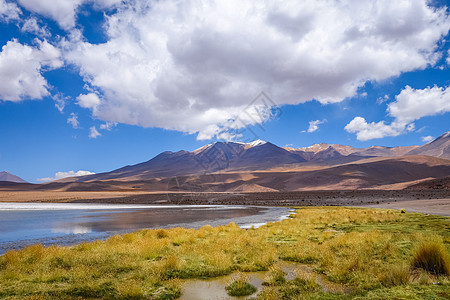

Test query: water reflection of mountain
[75,207,265,232]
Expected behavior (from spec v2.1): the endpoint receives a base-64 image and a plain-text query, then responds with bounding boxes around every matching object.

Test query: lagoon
[0,203,291,254]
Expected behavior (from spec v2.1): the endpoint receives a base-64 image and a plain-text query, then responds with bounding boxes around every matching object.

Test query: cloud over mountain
[37,170,95,182]
[60,0,449,139]
[0,0,448,141]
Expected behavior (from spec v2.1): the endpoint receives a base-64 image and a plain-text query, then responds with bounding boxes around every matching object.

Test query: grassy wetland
[0,207,449,299]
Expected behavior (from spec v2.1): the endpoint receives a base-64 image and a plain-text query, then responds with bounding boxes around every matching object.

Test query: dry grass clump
[411,238,450,275]
[156,229,169,239]
[379,264,410,287]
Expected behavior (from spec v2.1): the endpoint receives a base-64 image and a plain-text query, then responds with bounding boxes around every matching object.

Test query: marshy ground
[0,206,449,299]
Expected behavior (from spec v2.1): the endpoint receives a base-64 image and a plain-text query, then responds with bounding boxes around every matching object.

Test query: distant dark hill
[81,150,201,180]
[0,171,27,183]
[405,176,450,190]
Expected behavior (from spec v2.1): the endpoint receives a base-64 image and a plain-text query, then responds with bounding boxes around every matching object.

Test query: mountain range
[2,132,449,192]
[55,131,447,182]
[37,131,449,192]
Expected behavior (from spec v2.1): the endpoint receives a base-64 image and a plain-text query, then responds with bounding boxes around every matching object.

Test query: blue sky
[0,0,449,183]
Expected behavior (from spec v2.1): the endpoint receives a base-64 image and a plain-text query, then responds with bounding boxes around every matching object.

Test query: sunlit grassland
[0,207,449,299]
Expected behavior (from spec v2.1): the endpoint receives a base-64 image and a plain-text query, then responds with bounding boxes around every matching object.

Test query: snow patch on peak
[441,131,450,138]
[248,139,267,147]
[300,143,330,153]
[193,143,214,154]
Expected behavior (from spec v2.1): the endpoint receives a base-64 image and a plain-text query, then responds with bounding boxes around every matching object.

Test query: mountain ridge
[49,132,450,191]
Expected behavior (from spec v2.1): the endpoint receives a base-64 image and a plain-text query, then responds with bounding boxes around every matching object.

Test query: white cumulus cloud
[0,0,20,22]
[17,0,123,30]
[344,117,405,141]
[17,0,83,30]
[345,85,450,141]
[21,17,51,37]
[37,170,95,182]
[61,0,449,140]
[67,113,79,128]
[99,121,116,130]
[90,0,122,9]
[52,93,69,113]
[77,93,101,112]
[388,85,450,124]
[89,126,101,138]
[422,135,434,143]
[307,119,326,133]
[0,39,63,102]
[376,94,390,105]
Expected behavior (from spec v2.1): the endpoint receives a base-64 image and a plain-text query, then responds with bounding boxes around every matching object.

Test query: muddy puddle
[180,261,350,299]
[181,272,265,300]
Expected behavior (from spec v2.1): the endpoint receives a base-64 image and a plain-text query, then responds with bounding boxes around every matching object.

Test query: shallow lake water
[0,203,292,254]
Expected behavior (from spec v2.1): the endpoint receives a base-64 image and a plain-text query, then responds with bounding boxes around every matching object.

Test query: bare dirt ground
[358,198,450,216]
[0,190,154,203]
[1,189,448,216]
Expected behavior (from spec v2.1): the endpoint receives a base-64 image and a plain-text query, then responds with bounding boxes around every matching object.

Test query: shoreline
[72,190,450,216]
[1,189,449,216]
[2,189,446,203]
